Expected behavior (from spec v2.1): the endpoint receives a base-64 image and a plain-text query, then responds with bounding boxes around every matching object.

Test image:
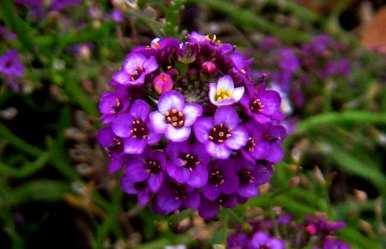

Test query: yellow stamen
[215,88,232,101]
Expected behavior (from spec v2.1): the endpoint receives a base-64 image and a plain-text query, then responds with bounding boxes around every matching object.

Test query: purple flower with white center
[251,232,285,249]
[0,50,24,78]
[112,99,160,154]
[209,75,244,106]
[166,142,209,187]
[236,159,272,198]
[156,179,200,214]
[150,90,202,142]
[194,106,247,159]
[241,85,283,123]
[113,53,158,86]
[202,160,238,201]
[98,92,129,125]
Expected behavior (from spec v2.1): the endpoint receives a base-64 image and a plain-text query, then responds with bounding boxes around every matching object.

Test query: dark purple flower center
[106,137,123,154]
[208,123,231,144]
[130,66,144,80]
[216,194,227,206]
[4,59,12,68]
[250,98,264,113]
[134,181,147,191]
[131,119,149,139]
[264,133,279,143]
[209,169,225,186]
[112,98,121,113]
[145,159,161,174]
[259,245,269,249]
[170,182,188,200]
[245,137,256,152]
[179,153,199,171]
[165,108,185,128]
[238,169,255,185]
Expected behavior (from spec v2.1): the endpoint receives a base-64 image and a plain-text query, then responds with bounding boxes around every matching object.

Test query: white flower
[209,75,244,106]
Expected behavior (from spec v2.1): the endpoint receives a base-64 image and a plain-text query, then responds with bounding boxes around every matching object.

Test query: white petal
[149,111,167,133]
[183,104,202,126]
[225,127,248,150]
[207,142,231,159]
[232,86,245,102]
[217,75,234,92]
[208,83,217,105]
[158,91,185,114]
[165,126,191,142]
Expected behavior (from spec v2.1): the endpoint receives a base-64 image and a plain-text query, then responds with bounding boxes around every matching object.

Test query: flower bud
[153,72,174,94]
[201,61,217,74]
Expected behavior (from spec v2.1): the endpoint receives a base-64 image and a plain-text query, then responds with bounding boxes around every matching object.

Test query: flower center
[112,98,121,113]
[215,88,232,101]
[165,108,185,128]
[264,133,279,143]
[131,119,149,139]
[208,123,231,144]
[130,66,144,80]
[238,169,255,184]
[250,98,264,113]
[134,181,147,191]
[170,182,188,200]
[145,159,161,174]
[259,245,269,249]
[209,169,225,186]
[179,153,199,171]
[245,137,256,152]
[216,194,228,206]
[106,137,123,154]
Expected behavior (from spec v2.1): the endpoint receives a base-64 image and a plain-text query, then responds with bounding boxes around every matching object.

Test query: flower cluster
[98,32,286,219]
[227,213,350,249]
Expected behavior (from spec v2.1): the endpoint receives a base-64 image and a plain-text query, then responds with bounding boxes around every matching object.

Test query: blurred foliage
[0,0,385,249]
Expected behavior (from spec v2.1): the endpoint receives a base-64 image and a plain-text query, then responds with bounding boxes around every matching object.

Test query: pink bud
[153,72,174,94]
[201,61,217,74]
[305,224,317,235]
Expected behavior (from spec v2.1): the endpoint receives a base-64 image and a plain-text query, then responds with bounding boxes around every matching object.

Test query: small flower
[98,92,129,125]
[156,180,200,214]
[251,232,285,249]
[113,52,158,86]
[241,85,283,123]
[166,142,209,187]
[194,106,247,159]
[202,160,239,201]
[111,9,124,23]
[112,99,160,154]
[150,90,202,142]
[0,50,24,78]
[153,72,174,94]
[209,75,244,106]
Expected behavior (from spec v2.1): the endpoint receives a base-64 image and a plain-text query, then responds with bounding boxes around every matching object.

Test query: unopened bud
[202,61,217,74]
[153,72,174,94]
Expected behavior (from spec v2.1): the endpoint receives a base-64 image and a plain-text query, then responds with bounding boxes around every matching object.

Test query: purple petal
[123,53,146,73]
[183,103,202,126]
[252,232,269,247]
[188,165,208,188]
[112,70,130,85]
[149,111,167,133]
[183,191,200,209]
[143,56,158,73]
[97,127,115,147]
[225,127,248,150]
[167,164,190,183]
[198,198,219,220]
[239,184,258,198]
[123,137,146,154]
[148,173,164,192]
[165,126,191,142]
[125,160,148,182]
[147,130,161,144]
[203,184,221,201]
[156,190,181,213]
[130,99,150,120]
[138,191,150,207]
[112,114,133,138]
[214,106,239,129]
[120,178,136,194]
[193,118,213,143]
[108,154,125,173]
[266,144,284,163]
[260,90,281,115]
[158,90,185,114]
[207,142,231,159]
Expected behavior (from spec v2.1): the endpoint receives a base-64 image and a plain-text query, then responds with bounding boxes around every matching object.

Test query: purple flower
[112,99,160,154]
[0,50,24,78]
[227,233,249,249]
[97,127,128,173]
[202,160,238,201]
[111,9,124,23]
[150,90,202,142]
[98,92,129,125]
[156,179,200,214]
[241,85,283,124]
[209,75,244,106]
[194,106,247,159]
[323,239,350,249]
[113,53,158,86]
[230,51,252,75]
[50,0,81,11]
[278,48,300,73]
[236,159,272,198]
[166,142,209,187]
[251,232,285,249]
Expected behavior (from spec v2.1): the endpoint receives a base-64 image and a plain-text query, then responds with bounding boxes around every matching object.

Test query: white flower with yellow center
[209,75,245,106]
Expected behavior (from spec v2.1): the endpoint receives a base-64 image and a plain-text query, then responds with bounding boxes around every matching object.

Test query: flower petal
[158,90,185,114]
[149,111,167,133]
[112,114,133,137]
[167,164,190,183]
[183,191,200,209]
[165,126,191,142]
[188,165,208,188]
[143,56,158,73]
[130,99,150,120]
[125,160,148,182]
[138,191,150,207]
[217,75,234,92]
[183,103,202,126]
[203,184,221,201]
[225,127,248,150]
[123,53,146,73]
[193,118,213,143]
[148,173,164,192]
[214,106,239,129]
[156,190,181,214]
[232,86,245,102]
[123,137,146,154]
[209,83,217,105]
[207,142,231,159]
